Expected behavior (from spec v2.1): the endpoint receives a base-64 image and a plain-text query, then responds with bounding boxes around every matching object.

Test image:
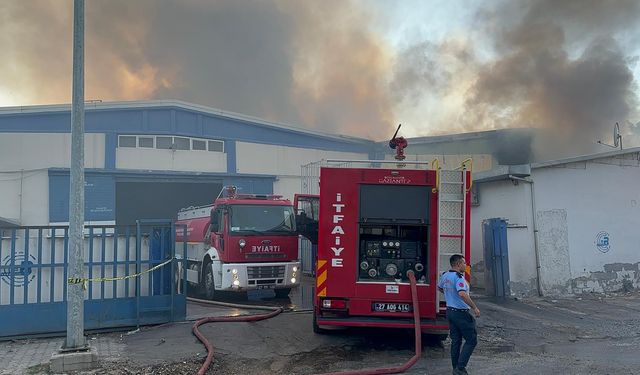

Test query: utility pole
[66,0,86,350]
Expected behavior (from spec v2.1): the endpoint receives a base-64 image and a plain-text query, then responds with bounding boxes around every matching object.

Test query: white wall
[472,154,640,296]
[0,169,50,225]
[385,153,494,173]
[274,176,303,203]
[470,180,538,296]
[236,142,366,175]
[0,133,104,170]
[236,142,367,199]
[116,147,226,173]
[532,158,640,293]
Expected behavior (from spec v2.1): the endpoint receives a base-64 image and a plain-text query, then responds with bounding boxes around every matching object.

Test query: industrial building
[0,100,375,227]
[2,100,635,298]
[472,148,640,296]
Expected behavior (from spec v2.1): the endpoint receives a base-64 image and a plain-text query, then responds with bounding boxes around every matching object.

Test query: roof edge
[532,147,640,169]
[0,100,374,144]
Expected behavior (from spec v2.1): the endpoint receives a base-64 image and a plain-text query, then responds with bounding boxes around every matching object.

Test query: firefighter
[437,254,480,375]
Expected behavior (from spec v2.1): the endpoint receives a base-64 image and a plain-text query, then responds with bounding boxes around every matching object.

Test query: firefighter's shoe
[453,368,469,375]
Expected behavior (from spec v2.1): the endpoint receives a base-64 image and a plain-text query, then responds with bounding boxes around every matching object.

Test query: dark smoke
[0,0,394,140]
[392,0,640,161]
[467,0,640,159]
[2,0,639,151]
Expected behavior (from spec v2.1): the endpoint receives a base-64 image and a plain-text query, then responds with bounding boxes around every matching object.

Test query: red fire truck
[296,160,471,334]
[175,186,301,298]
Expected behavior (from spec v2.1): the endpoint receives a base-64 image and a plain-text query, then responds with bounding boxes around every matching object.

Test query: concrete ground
[1,277,639,374]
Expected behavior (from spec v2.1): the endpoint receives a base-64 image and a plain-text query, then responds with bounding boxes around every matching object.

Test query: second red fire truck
[176,186,301,298]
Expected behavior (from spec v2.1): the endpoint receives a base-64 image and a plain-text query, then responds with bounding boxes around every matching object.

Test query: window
[229,205,295,234]
[119,135,225,152]
[118,136,136,148]
[208,140,224,152]
[156,136,173,149]
[174,137,190,150]
[138,137,154,148]
[192,139,207,151]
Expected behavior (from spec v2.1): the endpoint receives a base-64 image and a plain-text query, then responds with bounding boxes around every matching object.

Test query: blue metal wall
[49,174,116,222]
[0,104,375,166]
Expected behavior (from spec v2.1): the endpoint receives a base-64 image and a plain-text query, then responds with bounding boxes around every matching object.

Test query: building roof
[474,146,640,183]
[0,216,20,228]
[0,99,372,144]
[531,146,640,169]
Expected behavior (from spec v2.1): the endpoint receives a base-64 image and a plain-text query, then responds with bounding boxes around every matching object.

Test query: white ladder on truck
[435,162,469,314]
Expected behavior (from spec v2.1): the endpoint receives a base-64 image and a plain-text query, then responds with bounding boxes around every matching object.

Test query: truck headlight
[291,277,296,283]
[232,268,238,275]
[238,239,246,248]
[233,279,240,286]
[292,266,298,272]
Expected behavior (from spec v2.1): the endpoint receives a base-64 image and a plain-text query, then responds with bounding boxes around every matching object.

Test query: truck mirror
[210,210,220,233]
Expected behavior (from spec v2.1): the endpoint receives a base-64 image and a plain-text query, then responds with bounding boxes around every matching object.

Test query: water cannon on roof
[388,124,408,161]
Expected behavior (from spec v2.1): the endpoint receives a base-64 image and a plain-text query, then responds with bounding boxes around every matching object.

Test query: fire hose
[191,270,422,375]
[190,297,284,375]
[317,270,422,375]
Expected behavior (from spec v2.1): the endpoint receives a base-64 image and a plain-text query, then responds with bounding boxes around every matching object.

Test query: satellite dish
[613,122,621,148]
[596,122,623,150]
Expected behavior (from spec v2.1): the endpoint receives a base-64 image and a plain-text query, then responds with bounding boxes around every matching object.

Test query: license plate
[372,302,412,313]
[257,285,274,290]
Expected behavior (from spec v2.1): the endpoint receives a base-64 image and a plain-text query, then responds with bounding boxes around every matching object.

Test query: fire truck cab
[176,186,301,298]
[296,161,471,334]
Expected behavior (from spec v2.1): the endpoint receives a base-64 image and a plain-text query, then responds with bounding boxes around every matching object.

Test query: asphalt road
[4,277,640,374]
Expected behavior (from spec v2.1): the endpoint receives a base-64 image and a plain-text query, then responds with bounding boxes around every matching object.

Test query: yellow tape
[67,258,174,290]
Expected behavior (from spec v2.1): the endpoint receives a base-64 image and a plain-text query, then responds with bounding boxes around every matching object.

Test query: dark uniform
[438,270,478,373]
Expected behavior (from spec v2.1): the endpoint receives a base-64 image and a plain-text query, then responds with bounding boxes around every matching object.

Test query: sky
[1,0,639,148]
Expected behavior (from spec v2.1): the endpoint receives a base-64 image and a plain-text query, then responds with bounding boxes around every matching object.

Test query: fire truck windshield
[228,204,296,234]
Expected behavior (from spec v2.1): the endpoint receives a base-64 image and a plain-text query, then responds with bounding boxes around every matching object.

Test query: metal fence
[0,220,186,339]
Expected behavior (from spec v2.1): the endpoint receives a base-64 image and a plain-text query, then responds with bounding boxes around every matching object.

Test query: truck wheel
[203,263,216,300]
[312,309,326,334]
[274,288,291,298]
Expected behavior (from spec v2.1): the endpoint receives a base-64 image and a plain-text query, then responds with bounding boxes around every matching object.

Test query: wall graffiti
[0,252,37,287]
[595,231,611,253]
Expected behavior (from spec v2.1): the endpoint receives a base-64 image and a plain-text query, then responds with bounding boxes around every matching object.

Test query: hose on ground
[317,271,422,375]
[192,301,283,375]
[192,271,421,375]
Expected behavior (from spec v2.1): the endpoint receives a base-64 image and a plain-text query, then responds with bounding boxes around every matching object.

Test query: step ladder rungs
[440,252,465,256]
[441,199,464,203]
[439,234,463,238]
[441,181,464,185]
[441,217,463,221]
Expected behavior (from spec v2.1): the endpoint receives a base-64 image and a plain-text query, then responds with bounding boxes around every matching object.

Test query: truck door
[210,205,226,251]
[294,194,319,245]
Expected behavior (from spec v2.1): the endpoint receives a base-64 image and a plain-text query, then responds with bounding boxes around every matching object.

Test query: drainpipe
[508,175,543,296]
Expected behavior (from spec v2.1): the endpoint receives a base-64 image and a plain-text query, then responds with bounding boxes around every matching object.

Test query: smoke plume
[1,0,639,152]
[0,0,394,140]
[392,0,640,159]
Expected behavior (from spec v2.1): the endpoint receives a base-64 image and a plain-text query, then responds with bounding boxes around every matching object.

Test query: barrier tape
[67,258,174,290]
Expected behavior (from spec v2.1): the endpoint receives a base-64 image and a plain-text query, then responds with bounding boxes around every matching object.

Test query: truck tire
[274,288,291,298]
[203,263,216,300]
[312,309,326,334]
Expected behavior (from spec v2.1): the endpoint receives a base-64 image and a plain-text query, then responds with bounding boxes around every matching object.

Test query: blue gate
[0,220,186,339]
[482,218,510,298]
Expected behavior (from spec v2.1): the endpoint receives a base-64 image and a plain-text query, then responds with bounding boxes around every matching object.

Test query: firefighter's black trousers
[446,308,478,369]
